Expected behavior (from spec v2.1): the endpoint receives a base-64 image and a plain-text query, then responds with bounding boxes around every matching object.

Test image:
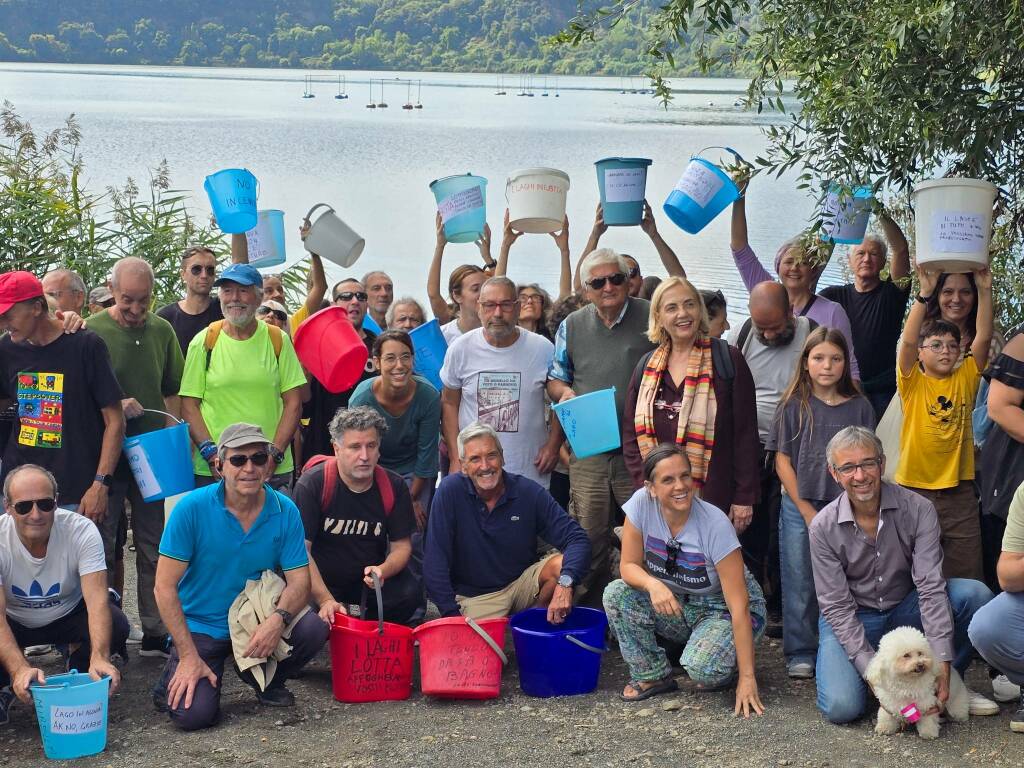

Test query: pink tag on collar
[900,703,921,723]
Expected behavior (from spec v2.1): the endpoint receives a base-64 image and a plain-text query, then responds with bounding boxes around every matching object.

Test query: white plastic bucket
[911,178,997,273]
[506,168,570,233]
[303,203,365,268]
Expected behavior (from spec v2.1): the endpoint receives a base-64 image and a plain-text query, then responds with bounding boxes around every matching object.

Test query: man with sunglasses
[548,248,656,599]
[156,245,224,356]
[0,464,128,725]
[154,424,327,729]
[301,279,378,459]
[809,426,997,724]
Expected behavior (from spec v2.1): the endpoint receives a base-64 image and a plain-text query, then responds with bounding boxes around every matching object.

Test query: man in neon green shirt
[180,264,306,490]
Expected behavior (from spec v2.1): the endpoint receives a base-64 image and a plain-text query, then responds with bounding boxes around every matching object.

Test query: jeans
[779,494,817,665]
[969,590,1024,687]
[815,578,994,723]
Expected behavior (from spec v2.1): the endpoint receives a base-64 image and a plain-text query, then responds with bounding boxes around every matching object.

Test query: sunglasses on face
[628,267,641,279]
[586,273,627,290]
[334,291,368,303]
[189,265,216,276]
[664,539,680,575]
[257,307,287,322]
[11,497,57,515]
[226,451,270,468]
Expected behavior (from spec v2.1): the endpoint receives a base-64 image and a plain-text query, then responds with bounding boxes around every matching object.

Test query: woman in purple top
[729,192,861,380]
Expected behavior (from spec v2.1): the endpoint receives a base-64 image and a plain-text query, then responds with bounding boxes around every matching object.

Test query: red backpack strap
[374,465,395,516]
[300,455,338,510]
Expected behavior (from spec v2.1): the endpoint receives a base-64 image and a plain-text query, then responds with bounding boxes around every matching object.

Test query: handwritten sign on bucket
[439,186,484,223]
[49,702,104,735]
[342,635,412,697]
[931,211,987,253]
[675,161,725,208]
[604,168,647,203]
[423,627,502,692]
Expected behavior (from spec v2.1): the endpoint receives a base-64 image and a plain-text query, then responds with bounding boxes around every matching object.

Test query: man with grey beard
[728,281,817,626]
[179,264,306,491]
[440,277,561,488]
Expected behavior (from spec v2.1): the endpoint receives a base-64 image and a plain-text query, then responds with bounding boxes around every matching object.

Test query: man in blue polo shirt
[153,423,328,731]
[424,422,591,623]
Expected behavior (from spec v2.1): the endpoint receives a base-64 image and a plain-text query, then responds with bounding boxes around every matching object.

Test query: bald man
[42,269,86,315]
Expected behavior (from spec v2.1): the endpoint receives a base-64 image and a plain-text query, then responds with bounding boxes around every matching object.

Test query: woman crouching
[604,443,767,717]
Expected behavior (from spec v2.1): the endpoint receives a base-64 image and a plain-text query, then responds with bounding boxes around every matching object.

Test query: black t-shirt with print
[156,300,224,356]
[293,461,416,601]
[0,330,123,502]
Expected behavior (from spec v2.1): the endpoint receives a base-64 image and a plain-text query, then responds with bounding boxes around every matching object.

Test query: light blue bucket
[245,209,287,269]
[820,184,873,244]
[595,157,652,226]
[122,410,195,503]
[663,147,744,234]
[30,670,110,760]
[408,319,447,391]
[362,313,383,336]
[430,174,487,243]
[204,168,258,233]
[552,388,620,459]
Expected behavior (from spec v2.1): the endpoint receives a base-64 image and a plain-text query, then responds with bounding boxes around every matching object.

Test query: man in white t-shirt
[440,277,561,487]
[0,465,126,725]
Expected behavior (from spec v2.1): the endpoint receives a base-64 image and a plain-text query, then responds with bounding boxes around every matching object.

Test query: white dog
[863,626,969,739]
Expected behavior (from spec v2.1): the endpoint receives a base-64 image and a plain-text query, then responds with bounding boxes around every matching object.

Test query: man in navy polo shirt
[424,422,591,623]
[153,423,328,731]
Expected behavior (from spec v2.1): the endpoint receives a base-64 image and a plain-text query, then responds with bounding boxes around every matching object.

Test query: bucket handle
[357,570,386,636]
[141,408,185,426]
[303,203,335,227]
[565,634,608,655]
[464,616,508,665]
[694,146,747,165]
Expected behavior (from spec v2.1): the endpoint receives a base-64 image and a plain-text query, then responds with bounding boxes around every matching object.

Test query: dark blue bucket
[510,607,608,697]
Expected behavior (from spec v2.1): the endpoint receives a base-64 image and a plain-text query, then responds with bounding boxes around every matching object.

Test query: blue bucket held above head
[663,147,744,235]
[430,173,488,244]
[245,209,287,269]
[30,670,111,760]
[819,184,873,245]
[204,168,258,234]
[552,387,620,459]
[595,157,652,226]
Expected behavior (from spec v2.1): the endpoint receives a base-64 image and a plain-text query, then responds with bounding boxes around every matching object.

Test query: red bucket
[412,616,508,699]
[329,612,414,703]
[293,306,369,393]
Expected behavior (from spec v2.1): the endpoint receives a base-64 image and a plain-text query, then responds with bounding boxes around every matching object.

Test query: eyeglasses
[11,497,57,515]
[519,294,543,304]
[189,265,216,276]
[585,273,627,290]
[920,341,960,353]
[479,300,519,313]
[226,451,270,468]
[257,307,287,322]
[664,539,680,576]
[833,457,883,478]
[379,352,413,365]
[628,267,641,279]
[334,291,368,303]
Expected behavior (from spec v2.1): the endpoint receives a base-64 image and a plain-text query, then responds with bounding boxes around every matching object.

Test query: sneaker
[967,688,1000,716]
[1012,692,1024,733]
[127,626,144,645]
[993,674,1021,703]
[139,634,171,659]
[256,684,295,708]
[787,661,815,679]
[0,686,13,726]
[24,644,53,657]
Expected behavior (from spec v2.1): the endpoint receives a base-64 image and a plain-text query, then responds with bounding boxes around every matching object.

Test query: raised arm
[574,203,607,292]
[877,211,910,282]
[427,212,453,323]
[495,209,522,277]
[970,267,994,364]
[230,233,249,264]
[898,265,939,376]
[302,253,328,318]
[640,201,685,277]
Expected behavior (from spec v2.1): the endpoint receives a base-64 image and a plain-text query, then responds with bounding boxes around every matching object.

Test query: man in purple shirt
[809,426,997,723]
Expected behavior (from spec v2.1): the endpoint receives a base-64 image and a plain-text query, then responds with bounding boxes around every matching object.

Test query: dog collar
[900,703,922,723]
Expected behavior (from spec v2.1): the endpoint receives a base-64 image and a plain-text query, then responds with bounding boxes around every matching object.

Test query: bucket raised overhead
[506,167,570,233]
[293,306,370,393]
[204,168,258,234]
[303,203,365,268]
[595,157,652,226]
[122,410,195,503]
[430,173,488,243]
[820,185,873,245]
[552,387,620,459]
[912,178,997,273]
[663,148,743,234]
[245,209,287,269]
[30,671,110,760]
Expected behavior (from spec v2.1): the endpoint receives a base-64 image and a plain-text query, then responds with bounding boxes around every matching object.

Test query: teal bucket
[595,157,652,226]
[430,174,487,243]
[245,209,287,269]
[30,671,110,760]
[552,388,620,459]
[122,410,195,503]
[820,185,873,245]
[663,147,743,234]
[204,168,258,233]
[408,319,447,391]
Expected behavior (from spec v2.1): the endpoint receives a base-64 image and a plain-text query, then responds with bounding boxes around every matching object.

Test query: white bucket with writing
[912,178,997,273]
[302,203,366,268]
[506,168,570,233]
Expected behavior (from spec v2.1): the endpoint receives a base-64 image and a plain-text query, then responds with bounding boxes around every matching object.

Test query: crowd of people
[0,192,1022,738]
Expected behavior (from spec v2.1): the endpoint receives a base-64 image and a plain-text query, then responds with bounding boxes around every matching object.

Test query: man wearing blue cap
[179,264,306,490]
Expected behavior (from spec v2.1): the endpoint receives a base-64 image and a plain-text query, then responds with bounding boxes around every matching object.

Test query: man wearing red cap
[0,271,125,523]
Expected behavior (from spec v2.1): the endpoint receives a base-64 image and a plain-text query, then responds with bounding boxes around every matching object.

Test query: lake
[0,63,848,319]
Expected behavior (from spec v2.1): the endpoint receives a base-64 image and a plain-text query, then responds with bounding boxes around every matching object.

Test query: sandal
[620,676,679,702]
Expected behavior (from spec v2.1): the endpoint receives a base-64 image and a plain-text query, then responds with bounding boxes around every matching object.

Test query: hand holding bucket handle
[464,616,508,665]
[302,202,335,229]
[358,570,385,635]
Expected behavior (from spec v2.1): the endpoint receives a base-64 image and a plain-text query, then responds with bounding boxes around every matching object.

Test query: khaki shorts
[456,553,558,620]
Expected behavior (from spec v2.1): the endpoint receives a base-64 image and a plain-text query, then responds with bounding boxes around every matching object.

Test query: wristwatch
[94,474,114,489]
[915,293,931,304]
[268,444,285,466]
[557,574,574,589]
[274,608,293,626]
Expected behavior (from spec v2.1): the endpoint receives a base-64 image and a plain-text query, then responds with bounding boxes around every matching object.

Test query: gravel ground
[1,554,1018,768]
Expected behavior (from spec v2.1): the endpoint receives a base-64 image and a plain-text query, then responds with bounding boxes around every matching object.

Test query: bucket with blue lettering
[245,209,287,269]
[203,168,258,233]
[30,671,110,760]
[430,174,488,243]
[595,157,652,226]
[510,607,608,697]
[122,410,195,503]
[408,319,447,391]
[820,185,873,245]
[552,388,620,459]
[663,148,744,234]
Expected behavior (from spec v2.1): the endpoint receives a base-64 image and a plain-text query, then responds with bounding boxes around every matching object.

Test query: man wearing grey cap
[87,286,114,314]
[153,423,327,730]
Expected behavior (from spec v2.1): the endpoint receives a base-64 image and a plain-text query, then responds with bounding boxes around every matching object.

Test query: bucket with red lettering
[412,616,509,699]
[505,167,570,233]
[329,575,414,703]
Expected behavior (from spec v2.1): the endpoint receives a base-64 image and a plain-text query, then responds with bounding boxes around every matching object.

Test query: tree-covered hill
[0,0,749,75]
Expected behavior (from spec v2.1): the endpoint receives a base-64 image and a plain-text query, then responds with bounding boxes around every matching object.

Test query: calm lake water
[0,64,846,319]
